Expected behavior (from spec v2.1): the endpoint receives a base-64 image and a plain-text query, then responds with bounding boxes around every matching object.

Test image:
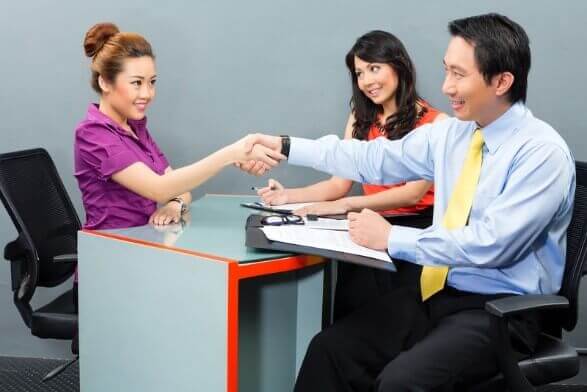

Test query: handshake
[230,133,287,176]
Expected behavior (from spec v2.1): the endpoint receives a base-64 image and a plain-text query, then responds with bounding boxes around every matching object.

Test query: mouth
[134,102,148,112]
[366,87,382,98]
[450,98,465,110]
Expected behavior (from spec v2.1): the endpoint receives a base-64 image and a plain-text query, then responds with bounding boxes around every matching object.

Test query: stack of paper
[260,225,391,263]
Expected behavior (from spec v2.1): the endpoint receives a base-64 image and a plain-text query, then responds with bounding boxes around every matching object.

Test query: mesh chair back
[559,161,587,331]
[0,148,79,287]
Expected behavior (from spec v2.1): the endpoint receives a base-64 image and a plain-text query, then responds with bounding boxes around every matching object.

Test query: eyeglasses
[261,214,304,226]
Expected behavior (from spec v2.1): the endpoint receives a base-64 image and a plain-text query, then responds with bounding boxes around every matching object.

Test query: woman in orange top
[257,31,447,320]
[257,31,446,216]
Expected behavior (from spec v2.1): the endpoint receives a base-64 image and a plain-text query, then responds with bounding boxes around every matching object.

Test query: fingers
[268,178,283,190]
[237,159,268,176]
[251,145,282,167]
[259,190,286,205]
[260,191,278,204]
[150,212,180,226]
[240,160,256,172]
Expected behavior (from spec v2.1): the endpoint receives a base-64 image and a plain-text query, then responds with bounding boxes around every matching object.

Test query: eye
[453,71,464,80]
[370,65,380,73]
[151,79,157,86]
[131,80,142,87]
[355,71,363,79]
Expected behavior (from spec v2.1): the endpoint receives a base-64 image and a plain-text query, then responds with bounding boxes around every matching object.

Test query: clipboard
[240,202,347,220]
[240,202,293,215]
[245,214,395,271]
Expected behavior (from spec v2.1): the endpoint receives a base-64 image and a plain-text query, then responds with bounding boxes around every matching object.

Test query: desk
[78,195,326,392]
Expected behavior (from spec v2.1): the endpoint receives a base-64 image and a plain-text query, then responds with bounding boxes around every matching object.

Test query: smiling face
[354,56,399,112]
[99,56,157,125]
[442,36,505,127]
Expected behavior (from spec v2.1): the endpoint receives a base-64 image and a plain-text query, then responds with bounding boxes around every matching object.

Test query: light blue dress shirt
[288,103,575,295]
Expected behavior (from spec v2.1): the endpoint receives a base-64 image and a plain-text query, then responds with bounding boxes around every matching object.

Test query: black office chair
[0,148,79,380]
[470,161,587,391]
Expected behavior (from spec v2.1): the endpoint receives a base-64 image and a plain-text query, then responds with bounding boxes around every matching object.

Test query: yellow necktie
[420,129,484,301]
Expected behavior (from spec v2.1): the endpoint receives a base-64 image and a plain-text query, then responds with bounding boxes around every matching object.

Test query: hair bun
[84,22,120,58]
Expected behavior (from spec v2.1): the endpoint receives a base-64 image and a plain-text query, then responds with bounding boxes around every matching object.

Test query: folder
[245,214,395,271]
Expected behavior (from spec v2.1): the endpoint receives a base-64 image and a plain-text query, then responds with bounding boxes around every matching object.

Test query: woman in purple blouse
[74,23,281,232]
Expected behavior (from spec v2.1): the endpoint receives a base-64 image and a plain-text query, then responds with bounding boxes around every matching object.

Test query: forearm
[288,135,434,185]
[114,146,235,204]
[343,181,431,212]
[162,167,192,205]
[155,147,233,201]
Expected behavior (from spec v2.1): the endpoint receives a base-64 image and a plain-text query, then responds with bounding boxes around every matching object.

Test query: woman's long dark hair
[345,30,426,141]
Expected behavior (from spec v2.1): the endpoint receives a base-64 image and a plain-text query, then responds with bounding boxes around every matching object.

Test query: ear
[98,75,111,94]
[493,72,514,98]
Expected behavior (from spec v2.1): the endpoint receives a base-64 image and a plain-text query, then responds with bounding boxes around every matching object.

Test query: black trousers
[333,213,432,321]
[333,260,421,321]
[295,282,541,392]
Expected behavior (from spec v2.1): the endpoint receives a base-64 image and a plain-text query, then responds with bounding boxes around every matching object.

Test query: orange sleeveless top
[361,104,440,215]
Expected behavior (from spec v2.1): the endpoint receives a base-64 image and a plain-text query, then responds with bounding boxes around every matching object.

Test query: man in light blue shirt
[247,13,575,392]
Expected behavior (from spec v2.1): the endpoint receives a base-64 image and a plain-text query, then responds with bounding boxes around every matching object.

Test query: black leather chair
[471,160,587,391]
[0,148,79,378]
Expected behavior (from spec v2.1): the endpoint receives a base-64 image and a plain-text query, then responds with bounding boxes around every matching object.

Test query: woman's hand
[234,160,270,176]
[294,199,352,216]
[348,208,391,250]
[149,202,182,225]
[233,134,284,176]
[257,178,289,205]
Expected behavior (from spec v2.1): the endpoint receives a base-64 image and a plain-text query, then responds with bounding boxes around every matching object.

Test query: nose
[139,83,154,100]
[362,72,375,86]
[442,74,455,96]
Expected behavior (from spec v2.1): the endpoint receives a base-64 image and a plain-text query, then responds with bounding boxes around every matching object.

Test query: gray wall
[1,0,586,358]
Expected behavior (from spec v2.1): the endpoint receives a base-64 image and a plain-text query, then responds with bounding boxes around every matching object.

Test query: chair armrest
[4,237,28,262]
[485,294,569,318]
[51,254,77,263]
[483,294,569,392]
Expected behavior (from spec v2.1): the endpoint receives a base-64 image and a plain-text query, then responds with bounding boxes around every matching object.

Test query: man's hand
[348,209,391,250]
[235,134,284,176]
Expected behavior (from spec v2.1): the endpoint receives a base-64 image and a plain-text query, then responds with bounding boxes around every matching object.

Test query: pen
[251,186,276,191]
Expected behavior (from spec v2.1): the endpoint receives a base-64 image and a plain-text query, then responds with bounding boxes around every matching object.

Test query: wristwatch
[279,135,291,158]
[169,197,187,214]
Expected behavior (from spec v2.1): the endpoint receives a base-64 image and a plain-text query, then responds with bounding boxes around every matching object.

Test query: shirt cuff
[387,225,421,262]
[288,137,320,168]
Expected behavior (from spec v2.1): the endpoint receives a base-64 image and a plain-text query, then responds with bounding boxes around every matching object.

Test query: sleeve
[288,121,441,185]
[388,144,574,268]
[76,125,140,181]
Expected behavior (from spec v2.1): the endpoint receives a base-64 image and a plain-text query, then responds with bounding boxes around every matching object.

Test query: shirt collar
[477,102,529,154]
[86,103,148,137]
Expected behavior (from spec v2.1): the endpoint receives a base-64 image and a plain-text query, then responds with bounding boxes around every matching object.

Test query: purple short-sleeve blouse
[74,104,170,230]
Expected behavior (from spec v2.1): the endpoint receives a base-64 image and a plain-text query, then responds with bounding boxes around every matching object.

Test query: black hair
[345,30,426,141]
[448,13,531,103]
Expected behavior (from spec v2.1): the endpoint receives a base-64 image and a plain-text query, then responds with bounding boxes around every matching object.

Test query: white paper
[261,225,392,263]
[304,218,349,231]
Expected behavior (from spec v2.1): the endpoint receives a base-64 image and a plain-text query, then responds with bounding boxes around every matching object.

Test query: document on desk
[260,225,392,263]
[304,217,349,231]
